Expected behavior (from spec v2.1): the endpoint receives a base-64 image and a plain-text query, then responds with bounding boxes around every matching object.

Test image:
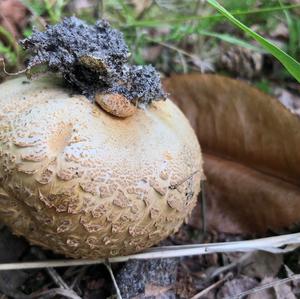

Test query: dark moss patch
[20,17,166,105]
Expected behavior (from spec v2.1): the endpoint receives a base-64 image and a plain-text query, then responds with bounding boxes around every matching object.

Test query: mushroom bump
[0,18,203,259]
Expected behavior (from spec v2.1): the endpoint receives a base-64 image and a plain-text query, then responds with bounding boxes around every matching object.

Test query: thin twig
[70,266,89,290]
[29,288,82,299]
[105,261,122,299]
[31,248,81,299]
[148,39,200,62]
[47,267,70,290]
[209,252,252,280]
[38,272,81,299]
[190,273,232,299]
[233,274,300,298]
[0,58,27,76]
[148,39,213,72]
[284,264,294,278]
[169,170,199,190]
[32,248,68,289]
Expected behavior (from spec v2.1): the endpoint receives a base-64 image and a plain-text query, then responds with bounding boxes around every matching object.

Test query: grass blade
[128,4,300,27]
[207,0,300,82]
[199,30,264,52]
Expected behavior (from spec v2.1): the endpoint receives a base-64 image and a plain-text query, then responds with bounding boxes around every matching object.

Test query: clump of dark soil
[20,17,166,105]
[116,258,178,298]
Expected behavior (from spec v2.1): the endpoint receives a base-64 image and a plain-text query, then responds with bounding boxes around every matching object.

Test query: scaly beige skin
[0,75,202,259]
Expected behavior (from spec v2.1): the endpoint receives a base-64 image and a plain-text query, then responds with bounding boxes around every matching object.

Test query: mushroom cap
[0,76,202,258]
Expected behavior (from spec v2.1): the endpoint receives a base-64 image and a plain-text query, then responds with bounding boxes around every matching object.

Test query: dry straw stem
[31,247,81,299]
[29,288,82,299]
[190,273,233,299]
[0,232,299,271]
[232,274,300,298]
[105,261,122,299]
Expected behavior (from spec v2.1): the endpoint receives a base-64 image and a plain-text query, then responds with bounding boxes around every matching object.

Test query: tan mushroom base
[0,76,202,259]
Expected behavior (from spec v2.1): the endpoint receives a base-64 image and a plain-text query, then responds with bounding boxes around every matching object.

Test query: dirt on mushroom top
[20,17,166,105]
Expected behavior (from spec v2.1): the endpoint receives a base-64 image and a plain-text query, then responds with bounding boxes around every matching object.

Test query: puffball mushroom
[0,17,203,258]
[0,76,202,258]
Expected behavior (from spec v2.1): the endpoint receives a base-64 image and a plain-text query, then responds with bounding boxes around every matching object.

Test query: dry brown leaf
[248,277,296,299]
[144,284,173,298]
[164,74,300,234]
[241,252,283,279]
[217,276,258,298]
[0,0,29,39]
[275,283,297,299]
[247,278,275,299]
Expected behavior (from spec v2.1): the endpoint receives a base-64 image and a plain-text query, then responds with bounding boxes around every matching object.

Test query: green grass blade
[207,0,300,82]
[199,31,264,52]
[279,0,299,57]
[128,4,300,27]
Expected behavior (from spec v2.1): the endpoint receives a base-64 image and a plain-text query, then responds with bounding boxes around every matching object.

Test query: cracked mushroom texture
[0,76,202,258]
